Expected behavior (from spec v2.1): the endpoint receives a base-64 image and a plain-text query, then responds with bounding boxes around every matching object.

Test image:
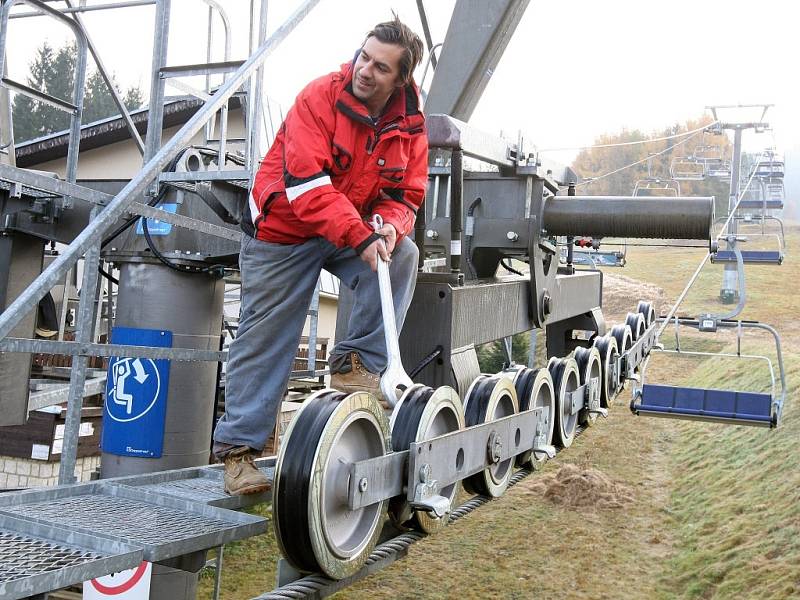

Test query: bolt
[542,292,552,317]
[506,231,519,242]
[426,229,439,240]
[419,463,432,483]
[487,432,502,464]
[358,478,368,493]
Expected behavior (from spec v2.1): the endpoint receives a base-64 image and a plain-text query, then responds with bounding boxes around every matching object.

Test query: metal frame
[0,0,322,490]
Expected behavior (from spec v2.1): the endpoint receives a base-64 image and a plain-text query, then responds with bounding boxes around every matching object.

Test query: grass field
[199,225,799,600]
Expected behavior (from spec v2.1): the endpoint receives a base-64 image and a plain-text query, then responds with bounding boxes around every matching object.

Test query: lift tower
[706,104,772,303]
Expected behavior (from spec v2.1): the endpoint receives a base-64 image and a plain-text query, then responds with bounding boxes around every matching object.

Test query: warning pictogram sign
[84,561,152,599]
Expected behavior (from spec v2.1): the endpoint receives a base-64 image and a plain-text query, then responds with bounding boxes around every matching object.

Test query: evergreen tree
[11,41,145,143]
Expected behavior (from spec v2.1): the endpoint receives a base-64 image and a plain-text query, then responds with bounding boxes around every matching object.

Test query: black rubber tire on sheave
[637,300,656,328]
[610,324,633,392]
[503,366,555,470]
[592,334,620,408]
[573,346,603,427]
[273,389,390,580]
[388,384,464,534]
[625,311,646,341]
[462,375,519,497]
[548,356,581,448]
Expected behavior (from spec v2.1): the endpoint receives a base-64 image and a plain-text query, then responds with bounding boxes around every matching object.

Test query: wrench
[370,215,414,406]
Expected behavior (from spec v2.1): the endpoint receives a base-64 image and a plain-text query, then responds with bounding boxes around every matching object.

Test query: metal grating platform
[0,482,267,562]
[0,515,142,600]
[111,458,276,509]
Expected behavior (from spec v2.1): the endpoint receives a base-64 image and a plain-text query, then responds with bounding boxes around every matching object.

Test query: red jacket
[245,61,428,253]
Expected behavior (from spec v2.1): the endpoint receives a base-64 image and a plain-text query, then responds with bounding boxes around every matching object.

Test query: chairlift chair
[631,318,786,428]
[706,159,732,179]
[692,144,724,164]
[670,156,706,180]
[633,178,681,197]
[711,231,785,265]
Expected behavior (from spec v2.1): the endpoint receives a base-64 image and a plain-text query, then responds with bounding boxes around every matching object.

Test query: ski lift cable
[656,148,771,339]
[540,120,719,153]
[568,127,708,190]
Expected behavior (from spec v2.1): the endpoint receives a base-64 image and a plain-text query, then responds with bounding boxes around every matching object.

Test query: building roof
[14,95,241,167]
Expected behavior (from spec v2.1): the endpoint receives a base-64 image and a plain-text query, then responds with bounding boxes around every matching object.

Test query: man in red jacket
[213,16,427,495]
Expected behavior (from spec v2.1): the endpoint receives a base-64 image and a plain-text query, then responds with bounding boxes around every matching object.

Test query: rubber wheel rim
[509,367,555,469]
[593,335,619,408]
[273,390,389,579]
[550,357,580,448]
[463,375,518,497]
[573,346,602,426]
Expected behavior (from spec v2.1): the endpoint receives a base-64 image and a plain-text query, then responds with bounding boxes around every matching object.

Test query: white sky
[5,0,798,165]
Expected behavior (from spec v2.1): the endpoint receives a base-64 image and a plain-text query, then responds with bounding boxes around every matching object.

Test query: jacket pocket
[331,142,353,174]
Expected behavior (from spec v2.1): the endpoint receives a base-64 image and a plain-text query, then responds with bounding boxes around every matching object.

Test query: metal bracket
[410,464,450,518]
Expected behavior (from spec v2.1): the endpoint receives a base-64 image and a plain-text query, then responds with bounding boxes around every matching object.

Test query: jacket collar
[335,61,422,130]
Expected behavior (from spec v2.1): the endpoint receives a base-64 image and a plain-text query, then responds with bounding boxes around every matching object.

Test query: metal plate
[0,482,267,562]
[115,459,275,510]
[0,514,142,600]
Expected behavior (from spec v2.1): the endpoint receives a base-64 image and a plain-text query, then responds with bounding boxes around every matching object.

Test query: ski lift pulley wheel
[573,346,603,427]
[626,311,646,341]
[610,324,633,390]
[388,384,464,533]
[273,389,390,580]
[501,365,556,470]
[548,356,581,448]
[593,334,620,407]
[637,300,656,328]
[462,375,519,497]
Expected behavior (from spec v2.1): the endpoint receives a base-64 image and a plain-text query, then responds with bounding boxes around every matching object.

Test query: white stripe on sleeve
[285,175,332,202]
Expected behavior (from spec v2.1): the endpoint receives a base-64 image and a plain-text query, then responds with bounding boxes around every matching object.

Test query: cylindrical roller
[592,335,620,408]
[573,346,603,427]
[502,366,555,470]
[388,384,464,533]
[462,375,519,497]
[637,300,656,328]
[543,196,713,240]
[625,312,646,341]
[610,324,633,391]
[273,390,390,580]
[548,357,581,448]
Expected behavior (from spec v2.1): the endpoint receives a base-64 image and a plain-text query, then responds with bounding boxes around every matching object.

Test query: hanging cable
[540,120,719,153]
[565,127,709,190]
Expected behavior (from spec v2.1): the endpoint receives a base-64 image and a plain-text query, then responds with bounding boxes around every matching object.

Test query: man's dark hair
[365,14,424,85]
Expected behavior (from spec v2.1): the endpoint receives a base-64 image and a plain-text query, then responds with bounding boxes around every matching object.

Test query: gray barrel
[101,261,224,477]
[543,196,714,240]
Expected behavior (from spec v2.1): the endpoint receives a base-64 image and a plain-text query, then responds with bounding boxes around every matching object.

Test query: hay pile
[601,273,665,323]
[523,464,635,509]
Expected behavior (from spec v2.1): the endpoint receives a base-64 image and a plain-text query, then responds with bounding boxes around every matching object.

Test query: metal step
[0,514,142,600]
[0,480,267,564]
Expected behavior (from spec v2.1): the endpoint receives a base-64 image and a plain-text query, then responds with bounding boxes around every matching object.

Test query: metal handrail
[0,0,321,340]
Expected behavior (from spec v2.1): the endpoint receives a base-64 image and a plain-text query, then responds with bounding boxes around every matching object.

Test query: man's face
[352,36,405,116]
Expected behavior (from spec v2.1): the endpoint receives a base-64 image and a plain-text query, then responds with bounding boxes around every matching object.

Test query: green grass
[199,226,800,600]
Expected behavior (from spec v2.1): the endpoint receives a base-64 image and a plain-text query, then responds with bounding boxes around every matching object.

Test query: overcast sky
[5,0,797,166]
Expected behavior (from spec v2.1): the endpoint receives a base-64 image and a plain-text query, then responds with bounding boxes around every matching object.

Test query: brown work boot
[222,447,271,496]
[330,352,382,399]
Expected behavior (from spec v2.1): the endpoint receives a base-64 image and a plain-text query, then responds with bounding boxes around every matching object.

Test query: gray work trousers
[213,233,418,452]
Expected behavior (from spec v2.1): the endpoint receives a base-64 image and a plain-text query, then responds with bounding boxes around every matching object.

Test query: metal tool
[370,215,414,406]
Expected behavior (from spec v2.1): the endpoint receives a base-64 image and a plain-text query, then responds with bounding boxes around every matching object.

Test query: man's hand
[359,235,391,272]
[376,222,397,254]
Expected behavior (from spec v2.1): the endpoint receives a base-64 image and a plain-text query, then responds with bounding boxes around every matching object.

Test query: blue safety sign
[135,203,177,236]
[102,327,172,458]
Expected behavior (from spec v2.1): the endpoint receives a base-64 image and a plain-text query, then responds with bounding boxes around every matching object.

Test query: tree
[476,332,531,374]
[571,116,732,217]
[11,41,145,143]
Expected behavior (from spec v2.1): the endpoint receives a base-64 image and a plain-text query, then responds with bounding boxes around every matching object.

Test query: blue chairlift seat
[711,250,783,265]
[571,250,625,267]
[738,199,784,210]
[633,384,776,427]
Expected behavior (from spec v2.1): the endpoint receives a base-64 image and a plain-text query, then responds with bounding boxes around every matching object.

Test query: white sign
[84,561,152,599]
[106,357,161,422]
